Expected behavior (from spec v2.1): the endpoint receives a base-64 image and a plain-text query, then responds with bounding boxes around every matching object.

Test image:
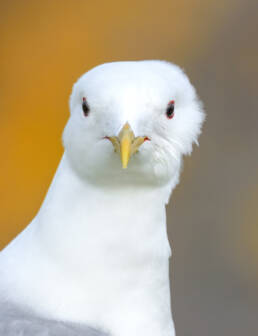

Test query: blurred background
[0,0,257,335]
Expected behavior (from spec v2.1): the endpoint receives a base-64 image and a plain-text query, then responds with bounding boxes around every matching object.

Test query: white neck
[36,154,172,264]
[2,153,175,336]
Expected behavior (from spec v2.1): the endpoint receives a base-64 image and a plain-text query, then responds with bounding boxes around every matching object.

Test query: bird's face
[63,61,204,187]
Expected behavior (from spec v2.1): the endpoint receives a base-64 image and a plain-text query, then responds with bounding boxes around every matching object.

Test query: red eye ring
[166,100,175,119]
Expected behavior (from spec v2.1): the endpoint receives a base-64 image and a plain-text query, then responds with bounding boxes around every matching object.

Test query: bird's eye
[166,100,175,119]
[82,97,90,117]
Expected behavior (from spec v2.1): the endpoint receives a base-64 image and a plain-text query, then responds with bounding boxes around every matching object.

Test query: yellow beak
[119,123,132,169]
[107,122,147,169]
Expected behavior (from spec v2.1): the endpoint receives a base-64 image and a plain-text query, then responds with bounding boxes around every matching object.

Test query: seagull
[0,60,205,336]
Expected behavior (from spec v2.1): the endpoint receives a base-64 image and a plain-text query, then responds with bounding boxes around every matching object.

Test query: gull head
[63,61,205,187]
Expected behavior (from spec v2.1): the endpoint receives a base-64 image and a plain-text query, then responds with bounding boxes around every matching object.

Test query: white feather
[0,60,205,336]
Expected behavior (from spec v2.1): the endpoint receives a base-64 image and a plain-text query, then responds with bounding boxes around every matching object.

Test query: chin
[64,141,181,189]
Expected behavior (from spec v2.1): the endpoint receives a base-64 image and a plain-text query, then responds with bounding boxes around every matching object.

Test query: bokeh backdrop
[1,0,258,335]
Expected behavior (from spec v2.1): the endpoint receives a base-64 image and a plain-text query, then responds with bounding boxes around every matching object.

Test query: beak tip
[122,161,128,169]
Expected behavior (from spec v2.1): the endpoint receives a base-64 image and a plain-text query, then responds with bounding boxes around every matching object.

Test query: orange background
[1,1,258,335]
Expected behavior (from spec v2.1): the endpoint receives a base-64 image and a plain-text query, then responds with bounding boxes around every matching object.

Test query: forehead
[74,61,190,106]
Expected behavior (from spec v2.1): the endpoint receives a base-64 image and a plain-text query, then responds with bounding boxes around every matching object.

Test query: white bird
[0,60,205,336]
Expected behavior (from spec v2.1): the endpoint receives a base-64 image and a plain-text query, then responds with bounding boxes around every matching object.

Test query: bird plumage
[0,60,205,336]
[0,302,107,336]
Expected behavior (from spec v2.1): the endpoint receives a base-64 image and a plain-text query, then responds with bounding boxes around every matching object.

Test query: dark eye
[166,100,175,119]
[82,97,90,117]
